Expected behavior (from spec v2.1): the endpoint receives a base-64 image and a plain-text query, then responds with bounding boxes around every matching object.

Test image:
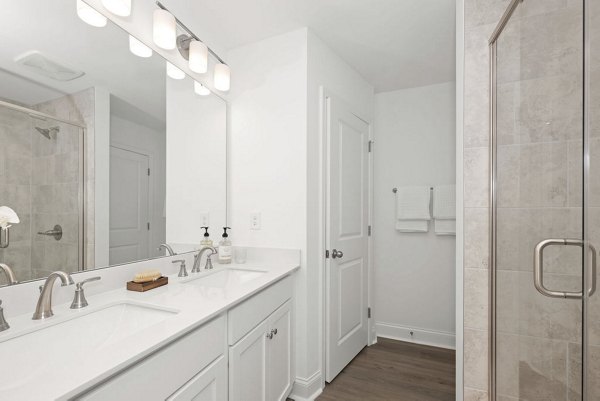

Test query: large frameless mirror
[0,0,227,286]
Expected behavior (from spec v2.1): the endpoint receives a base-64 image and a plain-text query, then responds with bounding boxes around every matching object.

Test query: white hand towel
[395,186,431,221]
[433,185,456,219]
[396,220,429,233]
[435,219,456,236]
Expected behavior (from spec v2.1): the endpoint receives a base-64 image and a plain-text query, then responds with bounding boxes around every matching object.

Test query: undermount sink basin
[183,268,267,288]
[0,301,177,391]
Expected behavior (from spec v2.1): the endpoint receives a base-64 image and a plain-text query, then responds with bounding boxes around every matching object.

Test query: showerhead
[35,126,59,140]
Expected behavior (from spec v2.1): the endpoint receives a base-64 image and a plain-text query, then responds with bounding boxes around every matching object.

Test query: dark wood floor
[313,338,455,401]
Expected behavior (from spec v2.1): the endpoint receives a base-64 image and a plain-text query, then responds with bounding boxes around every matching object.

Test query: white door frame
[318,87,375,388]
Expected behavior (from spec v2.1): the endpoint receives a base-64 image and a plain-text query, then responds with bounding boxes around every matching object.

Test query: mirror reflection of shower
[35,126,59,140]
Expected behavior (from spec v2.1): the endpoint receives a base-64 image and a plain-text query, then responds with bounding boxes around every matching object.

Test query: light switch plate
[200,212,210,227]
[250,212,261,230]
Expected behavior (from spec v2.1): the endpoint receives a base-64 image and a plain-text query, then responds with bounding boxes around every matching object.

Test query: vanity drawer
[76,314,226,401]
[228,275,292,345]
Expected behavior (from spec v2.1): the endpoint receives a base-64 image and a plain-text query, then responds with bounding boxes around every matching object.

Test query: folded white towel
[433,185,456,219]
[395,186,431,221]
[396,220,429,233]
[435,219,456,236]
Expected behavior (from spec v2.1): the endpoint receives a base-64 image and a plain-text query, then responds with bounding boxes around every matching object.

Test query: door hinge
[325,250,330,259]
[147,222,150,230]
[368,140,374,153]
[368,307,371,319]
[147,168,150,176]
[368,225,372,236]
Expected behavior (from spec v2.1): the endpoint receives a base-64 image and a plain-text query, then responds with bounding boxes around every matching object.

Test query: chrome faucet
[158,243,176,256]
[0,263,18,285]
[32,271,74,320]
[193,247,217,273]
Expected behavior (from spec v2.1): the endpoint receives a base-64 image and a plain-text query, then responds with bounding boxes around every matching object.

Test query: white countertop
[0,260,299,400]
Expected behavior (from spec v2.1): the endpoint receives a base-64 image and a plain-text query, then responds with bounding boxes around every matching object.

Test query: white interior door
[325,95,370,382]
[109,146,150,265]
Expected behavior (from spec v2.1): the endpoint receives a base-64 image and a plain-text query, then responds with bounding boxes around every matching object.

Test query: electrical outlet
[200,212,209,227]
[250,212,261,230]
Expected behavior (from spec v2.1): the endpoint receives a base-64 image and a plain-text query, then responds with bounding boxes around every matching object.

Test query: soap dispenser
[218,227,232,264]
[200,226,213,248]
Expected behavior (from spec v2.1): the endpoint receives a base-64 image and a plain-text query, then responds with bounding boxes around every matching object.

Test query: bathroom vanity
[0,256,298,400]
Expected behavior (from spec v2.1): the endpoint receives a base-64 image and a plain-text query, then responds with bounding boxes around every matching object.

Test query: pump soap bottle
[200,227,213,248]
[218,227,232,264]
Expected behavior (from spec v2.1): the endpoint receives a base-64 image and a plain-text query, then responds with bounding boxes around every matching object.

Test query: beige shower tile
[496,144,520,207]
[465,268,489,330]
[465,0,511,28]
[496,270,519,334]
[464,147,489,208]
[464,387,488,401]
[464,328,489,390]
[464,207,489,269]
[518,142,568,207]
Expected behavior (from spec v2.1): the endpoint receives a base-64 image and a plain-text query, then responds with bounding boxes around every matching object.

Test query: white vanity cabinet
[228,277,293,401]
[76,315,228,401]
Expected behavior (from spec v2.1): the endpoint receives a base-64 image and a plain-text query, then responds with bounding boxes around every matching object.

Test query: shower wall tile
[465,0,511,28]
[464,147,489,208]
[464,328,489,390]
[464,387,488,401]
[464,268,488,330]
[464,207,489,269]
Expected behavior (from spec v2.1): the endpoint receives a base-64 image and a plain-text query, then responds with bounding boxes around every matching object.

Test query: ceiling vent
[14,51,84,81]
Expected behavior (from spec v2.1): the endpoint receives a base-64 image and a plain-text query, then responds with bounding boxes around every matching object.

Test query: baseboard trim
[376,322,456,350]
[289,370,323,401]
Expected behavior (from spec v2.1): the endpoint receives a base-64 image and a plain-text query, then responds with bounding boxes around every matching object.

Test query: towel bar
[392,187,433,193]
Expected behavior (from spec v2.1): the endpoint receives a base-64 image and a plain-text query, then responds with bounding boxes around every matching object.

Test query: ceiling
[163,0,456,92]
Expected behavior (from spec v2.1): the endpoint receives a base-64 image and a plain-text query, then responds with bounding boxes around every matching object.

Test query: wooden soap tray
[126,276,168,292]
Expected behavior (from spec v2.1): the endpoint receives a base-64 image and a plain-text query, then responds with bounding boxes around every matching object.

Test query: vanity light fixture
[153,9,176,49]
[129,35,153,58]
[156,1,230,92]
[188,40,208,74]
[166,61,185,79]
[214,63,231,92]
[194,81,211,96]
[102,0,131,17]
[76,0,107,27]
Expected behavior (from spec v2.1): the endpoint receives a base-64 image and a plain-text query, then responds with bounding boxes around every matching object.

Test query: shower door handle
[533,239,596,299]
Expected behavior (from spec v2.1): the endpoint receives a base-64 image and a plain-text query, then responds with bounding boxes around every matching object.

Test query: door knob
[332,249,344,259]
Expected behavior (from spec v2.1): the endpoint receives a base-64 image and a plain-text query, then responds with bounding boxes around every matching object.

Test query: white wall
[228,28,374,399]
[165,77,227,249]
[110,96,166,259]
[373,82,456,349]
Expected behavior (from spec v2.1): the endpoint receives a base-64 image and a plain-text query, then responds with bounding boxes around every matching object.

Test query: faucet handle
[173,259,187,277]
[0,300,9,332]
[205,255,214,270]
[70,276,101,309]
[76,276,101,290]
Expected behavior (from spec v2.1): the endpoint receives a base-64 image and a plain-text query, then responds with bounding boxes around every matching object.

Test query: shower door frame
[0,99,87,273]
[488,0,591,400]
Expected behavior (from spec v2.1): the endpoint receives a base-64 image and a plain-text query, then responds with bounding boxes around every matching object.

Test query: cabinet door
[229,318,270,401]
[267,300,292,401]
[167,355,227,401]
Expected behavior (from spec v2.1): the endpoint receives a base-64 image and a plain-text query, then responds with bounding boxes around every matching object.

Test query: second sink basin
[182,268,267,288]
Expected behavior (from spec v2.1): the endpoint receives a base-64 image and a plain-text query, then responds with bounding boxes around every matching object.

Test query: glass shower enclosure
[490,0,599,399]
[0,101,84,284]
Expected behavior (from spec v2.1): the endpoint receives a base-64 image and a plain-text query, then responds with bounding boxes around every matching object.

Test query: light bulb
[77,0,107,27]
[189,40,208,74]
[153,9,176,50]
[214,63,230,92]
[167,62,185,80]
[194,81,211,96]
[102,0,131,17]
[129,35,152,58]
